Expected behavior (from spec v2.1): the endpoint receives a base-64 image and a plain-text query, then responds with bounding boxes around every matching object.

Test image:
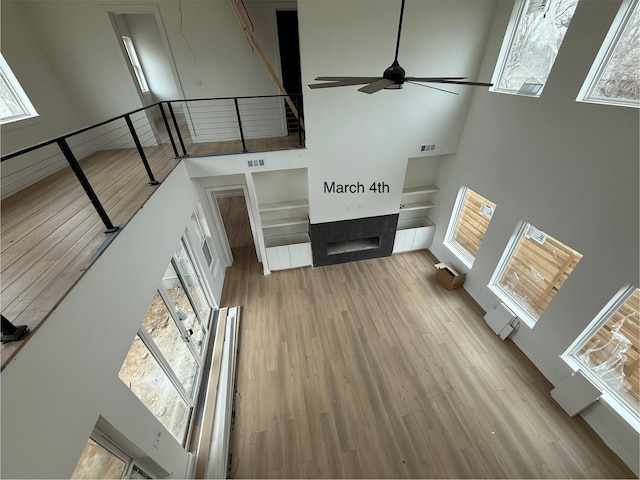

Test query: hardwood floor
[217,195,255,249]
[222,245,634,479]
[0,132,301,367]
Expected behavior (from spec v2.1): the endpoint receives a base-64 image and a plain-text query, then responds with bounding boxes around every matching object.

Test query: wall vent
[247,159,265,168]
[420,144,436,153]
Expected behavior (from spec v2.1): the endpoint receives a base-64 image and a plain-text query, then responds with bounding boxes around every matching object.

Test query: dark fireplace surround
[310,214,399,267]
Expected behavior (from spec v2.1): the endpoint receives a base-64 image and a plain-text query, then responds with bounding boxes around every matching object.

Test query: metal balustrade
[1,94,305,232]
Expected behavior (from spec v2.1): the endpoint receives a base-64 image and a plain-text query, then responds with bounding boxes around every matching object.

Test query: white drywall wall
[298,0,497,223]
[0,164,199,478]
[428,0,640,472]
[3,0,637,474]
[0,1,87,197]
[1,0,294,198]
[18,1,144,121]
[154,0,287,99]
[123,13,182,103]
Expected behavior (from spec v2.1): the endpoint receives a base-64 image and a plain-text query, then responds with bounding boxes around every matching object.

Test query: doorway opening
[276,10,302,135]
[210,188,259,267]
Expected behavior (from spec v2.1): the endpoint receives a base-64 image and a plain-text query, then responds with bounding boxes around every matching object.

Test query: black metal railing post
[56,138,119,233]
[167,102,188,157]
[124,114,160,186]
[296,95,303,148]
[234,98,248,153]
[158,103,180,159]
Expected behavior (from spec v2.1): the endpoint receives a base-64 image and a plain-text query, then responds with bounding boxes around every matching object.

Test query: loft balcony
[0,94,305,368]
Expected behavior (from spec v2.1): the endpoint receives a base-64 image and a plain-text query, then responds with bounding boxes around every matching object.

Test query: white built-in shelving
[394,173,439,253]
[253,169,312,271]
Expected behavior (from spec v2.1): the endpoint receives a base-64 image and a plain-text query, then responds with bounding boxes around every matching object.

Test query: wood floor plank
[1,134,295,367]
[224,245,635,479]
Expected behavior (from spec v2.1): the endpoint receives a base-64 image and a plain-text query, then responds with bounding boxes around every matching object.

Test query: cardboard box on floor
[434,262,466,290]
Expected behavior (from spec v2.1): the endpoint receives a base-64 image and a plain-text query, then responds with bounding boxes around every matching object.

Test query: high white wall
[153,0,289,99]
[0,164,201,479]
[2,0,638,475]
[0,1,88,197]
[124,13,182,103]
[298,0,497,223]
[428,0,640,472]
[0,0,290,198]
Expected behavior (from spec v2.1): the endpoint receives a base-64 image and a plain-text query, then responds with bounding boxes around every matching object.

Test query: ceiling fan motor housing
[383,60,406,85]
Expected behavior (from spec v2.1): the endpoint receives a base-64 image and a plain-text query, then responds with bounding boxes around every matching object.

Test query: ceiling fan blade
[406,81,459,96]
[429,79,494,87]
[308,78,382,89]
[406,76,468,82]
[314,76,381,82]
[358,78,396,94]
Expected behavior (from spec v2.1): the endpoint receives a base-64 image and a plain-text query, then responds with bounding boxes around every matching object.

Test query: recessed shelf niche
[393,158,440,254]
[253,168,312,271]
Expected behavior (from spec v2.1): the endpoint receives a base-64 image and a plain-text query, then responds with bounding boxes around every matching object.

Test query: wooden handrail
[229,0,305,130]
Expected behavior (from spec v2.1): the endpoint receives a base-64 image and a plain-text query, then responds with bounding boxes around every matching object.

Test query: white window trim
[487,221,538,328]
[490,0,530,96]
[577,0,639,108]
[560,284,640,432]
[0,54,38,125]
[88,428,156,478]
[490,0,579,98]
[444,241,475,270]
[122,36,150,94]
[443,187,475,269]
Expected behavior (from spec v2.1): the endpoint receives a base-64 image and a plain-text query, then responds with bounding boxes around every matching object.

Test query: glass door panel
[161,262,205,355]
[71,438,127,479]
[141,292,199,398]
[118,335,191,442]
[175,240,212,325]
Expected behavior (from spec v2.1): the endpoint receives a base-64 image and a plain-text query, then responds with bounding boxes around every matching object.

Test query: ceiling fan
[308,0,493,95]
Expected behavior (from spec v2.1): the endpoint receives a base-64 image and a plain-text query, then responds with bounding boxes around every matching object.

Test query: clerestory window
[491,0,580,97]
[577,0,640,108]
[0,54,38,124]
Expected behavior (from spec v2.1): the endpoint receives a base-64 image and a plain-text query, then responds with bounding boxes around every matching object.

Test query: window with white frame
[118,237,212,445]
[0,54,38,124]
[577,0,639,108]
[72,431,153,479]
[488,222,582,326]
[563,286,639,425]
[191,204,214,267]
[444,187,496,268]
[122,36,150,93]
[491,0,580,97]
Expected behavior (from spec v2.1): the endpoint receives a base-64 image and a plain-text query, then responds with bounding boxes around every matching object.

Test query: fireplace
[310,214,398,266]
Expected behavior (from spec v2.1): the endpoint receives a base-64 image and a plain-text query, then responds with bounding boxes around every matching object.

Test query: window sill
[560,354,640,433]
[486,283,537,329]
[1,114,41,133]
[488,88,543,98]
[443,241,474,270]
[576,97,639,109]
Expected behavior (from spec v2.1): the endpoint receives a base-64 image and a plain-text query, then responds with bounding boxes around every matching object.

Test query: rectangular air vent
[420,144,436,153]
